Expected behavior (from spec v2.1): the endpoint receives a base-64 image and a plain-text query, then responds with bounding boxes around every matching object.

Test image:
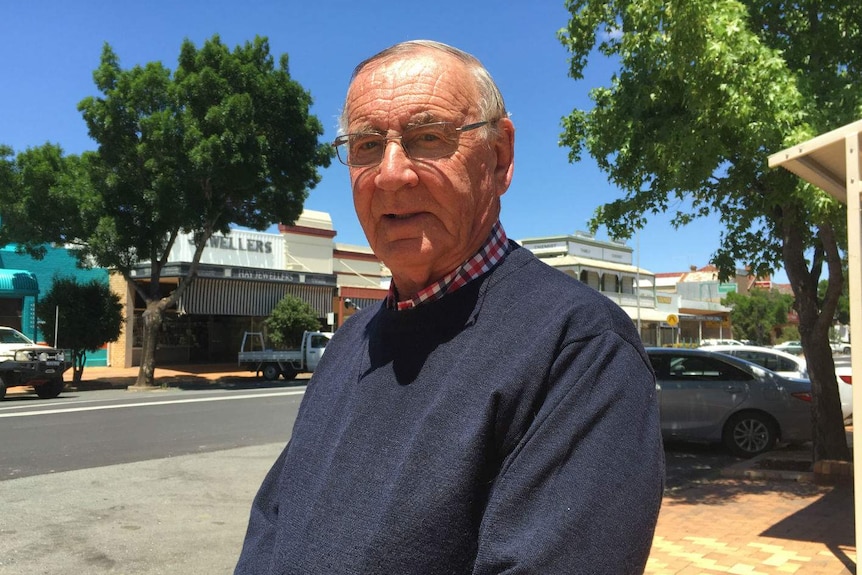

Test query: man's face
[344,51,514,296]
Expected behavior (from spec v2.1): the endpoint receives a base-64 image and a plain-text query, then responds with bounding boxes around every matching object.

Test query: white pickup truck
[238,330,332,381]
[0,326,69,399]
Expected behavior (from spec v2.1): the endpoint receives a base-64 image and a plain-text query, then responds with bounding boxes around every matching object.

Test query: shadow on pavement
[760,485,856,569]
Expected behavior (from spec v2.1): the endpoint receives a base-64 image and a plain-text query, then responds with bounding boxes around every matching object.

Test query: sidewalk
[67,362,309,391]
[649,476,855,574]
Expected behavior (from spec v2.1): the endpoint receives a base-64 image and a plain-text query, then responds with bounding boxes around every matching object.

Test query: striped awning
[0,269,39,296]
[177,278,334,317]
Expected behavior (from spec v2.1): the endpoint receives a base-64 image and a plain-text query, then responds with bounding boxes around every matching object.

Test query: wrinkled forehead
[344,51,478,130]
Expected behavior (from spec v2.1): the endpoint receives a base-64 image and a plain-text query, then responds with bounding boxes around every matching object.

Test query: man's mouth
[384,213,415,220]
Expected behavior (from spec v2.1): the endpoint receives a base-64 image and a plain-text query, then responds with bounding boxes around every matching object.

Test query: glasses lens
[403,123,458,160]
[334,140,351,165]
[345,134,385,166]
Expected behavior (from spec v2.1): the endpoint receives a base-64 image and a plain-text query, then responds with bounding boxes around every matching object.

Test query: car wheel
[281,367,297,381]
[842,346,851,355]
[34,378,64,399]
[0,376,6,400]
[723,411,778,458]
[262,364,281,381]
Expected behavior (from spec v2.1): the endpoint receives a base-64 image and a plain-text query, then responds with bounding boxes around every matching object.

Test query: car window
[666,355,752,381]
[648,354,669,377]
[773,356,801,373]
[730,350,799,374]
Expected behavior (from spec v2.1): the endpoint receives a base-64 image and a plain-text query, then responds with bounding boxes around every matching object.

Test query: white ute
[238,330,332,381]
[0,326,69,399]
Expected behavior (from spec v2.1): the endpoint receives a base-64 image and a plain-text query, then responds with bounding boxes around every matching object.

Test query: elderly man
[235,40,663,575]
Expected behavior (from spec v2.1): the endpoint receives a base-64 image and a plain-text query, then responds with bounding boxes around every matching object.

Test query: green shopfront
[0,245,111,365]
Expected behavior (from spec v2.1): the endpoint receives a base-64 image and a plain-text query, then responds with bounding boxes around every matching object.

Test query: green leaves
[264,294,322,349]
[561,0,858,458]
[559,0,855,281]
[0,144,96,260]
[722,288,792,345]
[36,276,123,383]
[72,34,333,276]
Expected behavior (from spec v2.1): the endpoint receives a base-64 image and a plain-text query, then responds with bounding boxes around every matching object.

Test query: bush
[264,295,321,349]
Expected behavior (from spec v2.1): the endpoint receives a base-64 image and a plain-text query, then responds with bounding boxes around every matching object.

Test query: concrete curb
[722,432,853,484]
[721,450,816,482]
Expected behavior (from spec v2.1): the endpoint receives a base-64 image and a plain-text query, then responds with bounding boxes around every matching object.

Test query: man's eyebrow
[347,112,442,134]
[405,113,441,128]
[346,123,386,135]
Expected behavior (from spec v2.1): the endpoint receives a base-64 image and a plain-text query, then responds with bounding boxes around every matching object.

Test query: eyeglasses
[333,121,491,167]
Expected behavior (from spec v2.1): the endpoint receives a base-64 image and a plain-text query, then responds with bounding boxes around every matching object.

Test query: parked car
[647,347,813,457]
[699,338,744,347]
[700,344,807,378]
[701,344,852,420]
[836,366,852,391]
[773,340,803,355]
[831,341,852,355]
[0,326,69,399]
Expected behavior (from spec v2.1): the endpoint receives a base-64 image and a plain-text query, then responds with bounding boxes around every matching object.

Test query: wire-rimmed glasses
[333,121,491,167]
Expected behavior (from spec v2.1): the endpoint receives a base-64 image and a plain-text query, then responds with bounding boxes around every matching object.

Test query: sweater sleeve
[472,332,664,575]
[233,443,289,574]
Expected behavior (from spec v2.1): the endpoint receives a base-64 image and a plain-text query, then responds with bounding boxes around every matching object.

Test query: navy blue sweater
[235,244,664,574]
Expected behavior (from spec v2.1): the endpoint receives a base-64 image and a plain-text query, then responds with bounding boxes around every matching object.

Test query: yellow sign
[666,314,679,327]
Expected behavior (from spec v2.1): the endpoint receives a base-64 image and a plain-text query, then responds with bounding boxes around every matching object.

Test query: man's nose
[375,140,418,190]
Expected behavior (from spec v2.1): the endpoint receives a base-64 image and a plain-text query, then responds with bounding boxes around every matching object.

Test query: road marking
[0,390,306,418]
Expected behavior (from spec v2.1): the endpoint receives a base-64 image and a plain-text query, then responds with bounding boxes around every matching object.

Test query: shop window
[0,298,22,331]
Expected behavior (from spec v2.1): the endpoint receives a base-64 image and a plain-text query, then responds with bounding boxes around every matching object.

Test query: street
[0,385,305,574]
[0,386,304,480]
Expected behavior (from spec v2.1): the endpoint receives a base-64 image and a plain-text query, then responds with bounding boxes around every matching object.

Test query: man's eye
[353,137,382,151]
[407,128,448,147]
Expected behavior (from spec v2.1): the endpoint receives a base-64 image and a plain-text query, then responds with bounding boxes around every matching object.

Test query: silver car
[647,348,813,457]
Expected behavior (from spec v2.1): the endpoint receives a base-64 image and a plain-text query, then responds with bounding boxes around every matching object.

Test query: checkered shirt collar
[386,222,510,311]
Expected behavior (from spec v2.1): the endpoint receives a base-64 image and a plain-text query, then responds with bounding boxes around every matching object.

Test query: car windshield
[0,328,34,345]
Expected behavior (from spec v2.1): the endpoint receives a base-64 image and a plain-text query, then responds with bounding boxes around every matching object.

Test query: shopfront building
[110,226,337,368]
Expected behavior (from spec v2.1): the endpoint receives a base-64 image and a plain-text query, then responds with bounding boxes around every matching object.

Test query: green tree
[779,324,801,344]
[264,294,321,349]
[60,34,329,389]
[36,277,123,385]
[0,144,96,255]
[722,289,791,346]
[559,0,860,460]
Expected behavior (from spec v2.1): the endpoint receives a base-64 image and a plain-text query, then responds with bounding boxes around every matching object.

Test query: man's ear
[493,117,515,196]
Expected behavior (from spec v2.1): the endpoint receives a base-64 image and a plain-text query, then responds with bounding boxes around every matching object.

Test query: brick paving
[648,478,855,574]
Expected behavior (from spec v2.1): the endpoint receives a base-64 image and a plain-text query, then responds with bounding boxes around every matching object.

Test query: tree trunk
[782,220,850,461]
[133,301,164,388]
[802,332,850,461]
[72,349,84,385]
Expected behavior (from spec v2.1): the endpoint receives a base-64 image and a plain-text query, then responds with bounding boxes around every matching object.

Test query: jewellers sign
[169,229,284,269]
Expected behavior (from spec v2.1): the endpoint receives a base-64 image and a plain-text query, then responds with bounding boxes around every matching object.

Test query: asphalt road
[0,386,305,480]
[1,385,306,574]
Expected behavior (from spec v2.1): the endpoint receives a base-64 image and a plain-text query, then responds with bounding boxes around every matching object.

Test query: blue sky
[2,0,779,280]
